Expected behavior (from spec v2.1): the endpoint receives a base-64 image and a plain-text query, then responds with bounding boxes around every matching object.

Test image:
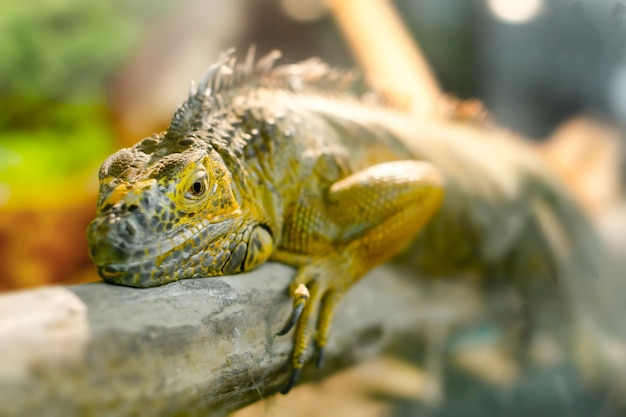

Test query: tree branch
[0,263,481,417]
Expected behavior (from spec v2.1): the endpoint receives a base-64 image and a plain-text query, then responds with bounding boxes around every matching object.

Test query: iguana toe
[276,284,309,336]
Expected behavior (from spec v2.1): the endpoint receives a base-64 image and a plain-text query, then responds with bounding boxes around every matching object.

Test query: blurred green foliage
[0,102,112,185]
[0,0,179,100]
[0,0,180,191]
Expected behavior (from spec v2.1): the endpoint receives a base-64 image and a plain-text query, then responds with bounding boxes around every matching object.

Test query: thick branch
[0,263,481,417]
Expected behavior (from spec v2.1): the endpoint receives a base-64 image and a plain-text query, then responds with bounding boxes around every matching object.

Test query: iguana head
[87,132,274,287]
[87,49,287,288]
[88,48,353,287]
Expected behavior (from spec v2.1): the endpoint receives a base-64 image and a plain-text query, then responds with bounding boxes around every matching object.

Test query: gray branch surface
[0,263,481,417]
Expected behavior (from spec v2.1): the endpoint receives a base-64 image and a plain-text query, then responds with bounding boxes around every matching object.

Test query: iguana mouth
[88,214,242,287]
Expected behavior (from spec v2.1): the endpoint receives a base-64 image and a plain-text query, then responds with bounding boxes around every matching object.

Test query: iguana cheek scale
[87,49,598,394]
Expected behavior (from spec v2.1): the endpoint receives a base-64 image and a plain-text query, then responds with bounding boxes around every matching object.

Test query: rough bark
[0,263,481,417]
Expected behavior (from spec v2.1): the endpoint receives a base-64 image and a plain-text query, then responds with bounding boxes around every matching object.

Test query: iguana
[87,49,608,394]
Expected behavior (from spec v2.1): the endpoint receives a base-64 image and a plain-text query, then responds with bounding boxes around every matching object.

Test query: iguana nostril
[124,221,137,238]
[128,204,139,212]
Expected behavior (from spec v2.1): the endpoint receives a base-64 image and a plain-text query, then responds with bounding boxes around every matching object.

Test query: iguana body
[87,50,602,393]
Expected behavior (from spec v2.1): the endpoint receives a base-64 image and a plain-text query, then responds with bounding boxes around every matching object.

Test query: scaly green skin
[87,50,602,393]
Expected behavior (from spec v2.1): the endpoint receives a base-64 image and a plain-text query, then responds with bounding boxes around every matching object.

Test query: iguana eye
[185,171,208,199]
[190,180,205,195]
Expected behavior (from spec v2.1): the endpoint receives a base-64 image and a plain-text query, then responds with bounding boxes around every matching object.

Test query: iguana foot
[276,261,344,394]
[276,288,331,391]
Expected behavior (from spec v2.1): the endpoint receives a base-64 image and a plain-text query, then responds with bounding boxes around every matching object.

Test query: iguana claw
[276,284,309,335]
[277,283,309,394]
[280,367,302,394]
[276,302,305,336]
[315,346,325,369]
[279,342,323,394]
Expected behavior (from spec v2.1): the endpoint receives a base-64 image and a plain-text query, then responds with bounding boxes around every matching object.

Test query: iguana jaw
[88,198,248,287]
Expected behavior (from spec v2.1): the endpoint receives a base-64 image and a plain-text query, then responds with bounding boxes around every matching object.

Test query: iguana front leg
[274,160,444,393]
